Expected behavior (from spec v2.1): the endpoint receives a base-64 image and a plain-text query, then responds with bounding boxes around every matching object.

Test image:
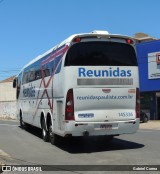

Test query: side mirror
[13,78,17,88]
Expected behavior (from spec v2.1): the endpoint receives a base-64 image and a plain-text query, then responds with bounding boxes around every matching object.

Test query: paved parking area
[0,119,160,174]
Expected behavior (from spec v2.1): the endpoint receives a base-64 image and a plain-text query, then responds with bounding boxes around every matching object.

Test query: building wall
[0,81,17,119]
[0,101,17,119]
[136,40,160,120]
[136,40,160,92]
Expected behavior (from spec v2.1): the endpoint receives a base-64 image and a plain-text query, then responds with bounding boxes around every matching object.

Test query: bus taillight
[72,37,81,43]
[136,88,140,118]
[65,89,75,121]
[126,39,134,44]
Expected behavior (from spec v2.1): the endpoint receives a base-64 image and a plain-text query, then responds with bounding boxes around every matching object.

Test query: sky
[0,0,160,80]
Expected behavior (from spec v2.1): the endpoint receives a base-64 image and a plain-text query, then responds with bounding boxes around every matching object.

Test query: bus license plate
[95,123,118,130]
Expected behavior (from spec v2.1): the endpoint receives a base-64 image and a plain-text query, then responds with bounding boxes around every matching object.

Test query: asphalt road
[0,120,160,174]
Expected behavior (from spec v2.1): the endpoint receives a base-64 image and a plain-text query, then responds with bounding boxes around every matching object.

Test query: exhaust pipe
[83,131,89,137]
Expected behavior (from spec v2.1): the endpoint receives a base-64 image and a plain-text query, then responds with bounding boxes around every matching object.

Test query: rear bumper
[64,119,139,137]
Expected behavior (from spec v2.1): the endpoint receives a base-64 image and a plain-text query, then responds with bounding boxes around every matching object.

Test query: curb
[0,117,17,121]
[0,162,5,173]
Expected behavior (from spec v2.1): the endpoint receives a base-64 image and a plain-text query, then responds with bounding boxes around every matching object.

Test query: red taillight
[72,37,81,43]
[136,88,140,118]
[156,53,160,64]
[65,89,74,121]
[126,39,133,44]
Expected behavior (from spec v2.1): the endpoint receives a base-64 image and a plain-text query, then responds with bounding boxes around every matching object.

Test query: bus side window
[22,72,28,84]
[29,71,35,82]
[42,65,50,77]
[49,60,54,75]
[44,68,50,77]
[35,69,42,80]
[54,52,62,74]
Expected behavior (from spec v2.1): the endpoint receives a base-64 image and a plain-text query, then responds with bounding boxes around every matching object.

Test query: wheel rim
[43,127,46,137]
[49,124,52,137]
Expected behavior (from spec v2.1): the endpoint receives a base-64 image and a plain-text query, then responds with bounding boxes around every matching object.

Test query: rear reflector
[65,89,75,121]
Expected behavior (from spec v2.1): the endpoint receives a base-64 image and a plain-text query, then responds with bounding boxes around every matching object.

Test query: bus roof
[20,31,135,73]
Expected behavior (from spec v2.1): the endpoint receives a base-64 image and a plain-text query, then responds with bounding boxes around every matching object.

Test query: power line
[0,67,20,80]
[0,70,20,72]
[0,67,21,71]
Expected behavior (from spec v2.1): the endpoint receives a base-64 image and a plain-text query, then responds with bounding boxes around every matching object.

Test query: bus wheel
[42,118,49,142]
[20,114,27,129]
[49,120,57,145]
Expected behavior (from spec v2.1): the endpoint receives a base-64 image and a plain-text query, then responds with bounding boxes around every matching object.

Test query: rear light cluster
[136,88,140,118]
[156,53,160,64]
[65,89,75,121]
[72,37,134,44]
[72,37,81,43]
[126,39,134,44]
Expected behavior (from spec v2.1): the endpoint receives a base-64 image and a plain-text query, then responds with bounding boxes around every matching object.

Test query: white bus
[13,30,140,144]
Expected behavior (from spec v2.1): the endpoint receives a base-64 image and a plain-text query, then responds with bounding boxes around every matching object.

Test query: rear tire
[49,120,58,145]
[20,113,28,129]
[42,118,49,142]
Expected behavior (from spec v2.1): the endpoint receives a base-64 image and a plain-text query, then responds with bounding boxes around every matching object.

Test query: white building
[0,76,17,119]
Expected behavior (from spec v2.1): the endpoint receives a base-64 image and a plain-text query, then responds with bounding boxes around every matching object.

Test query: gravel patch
[0,117,17,121]
[140,120,160,130]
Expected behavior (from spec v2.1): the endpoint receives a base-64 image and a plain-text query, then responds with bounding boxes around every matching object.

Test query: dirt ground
[140,120,160,130]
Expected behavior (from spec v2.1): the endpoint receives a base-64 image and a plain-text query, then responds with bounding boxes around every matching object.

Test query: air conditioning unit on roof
[91,30,109,34]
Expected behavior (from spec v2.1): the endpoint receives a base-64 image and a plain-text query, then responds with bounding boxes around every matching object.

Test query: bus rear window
[65,42,137,66]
